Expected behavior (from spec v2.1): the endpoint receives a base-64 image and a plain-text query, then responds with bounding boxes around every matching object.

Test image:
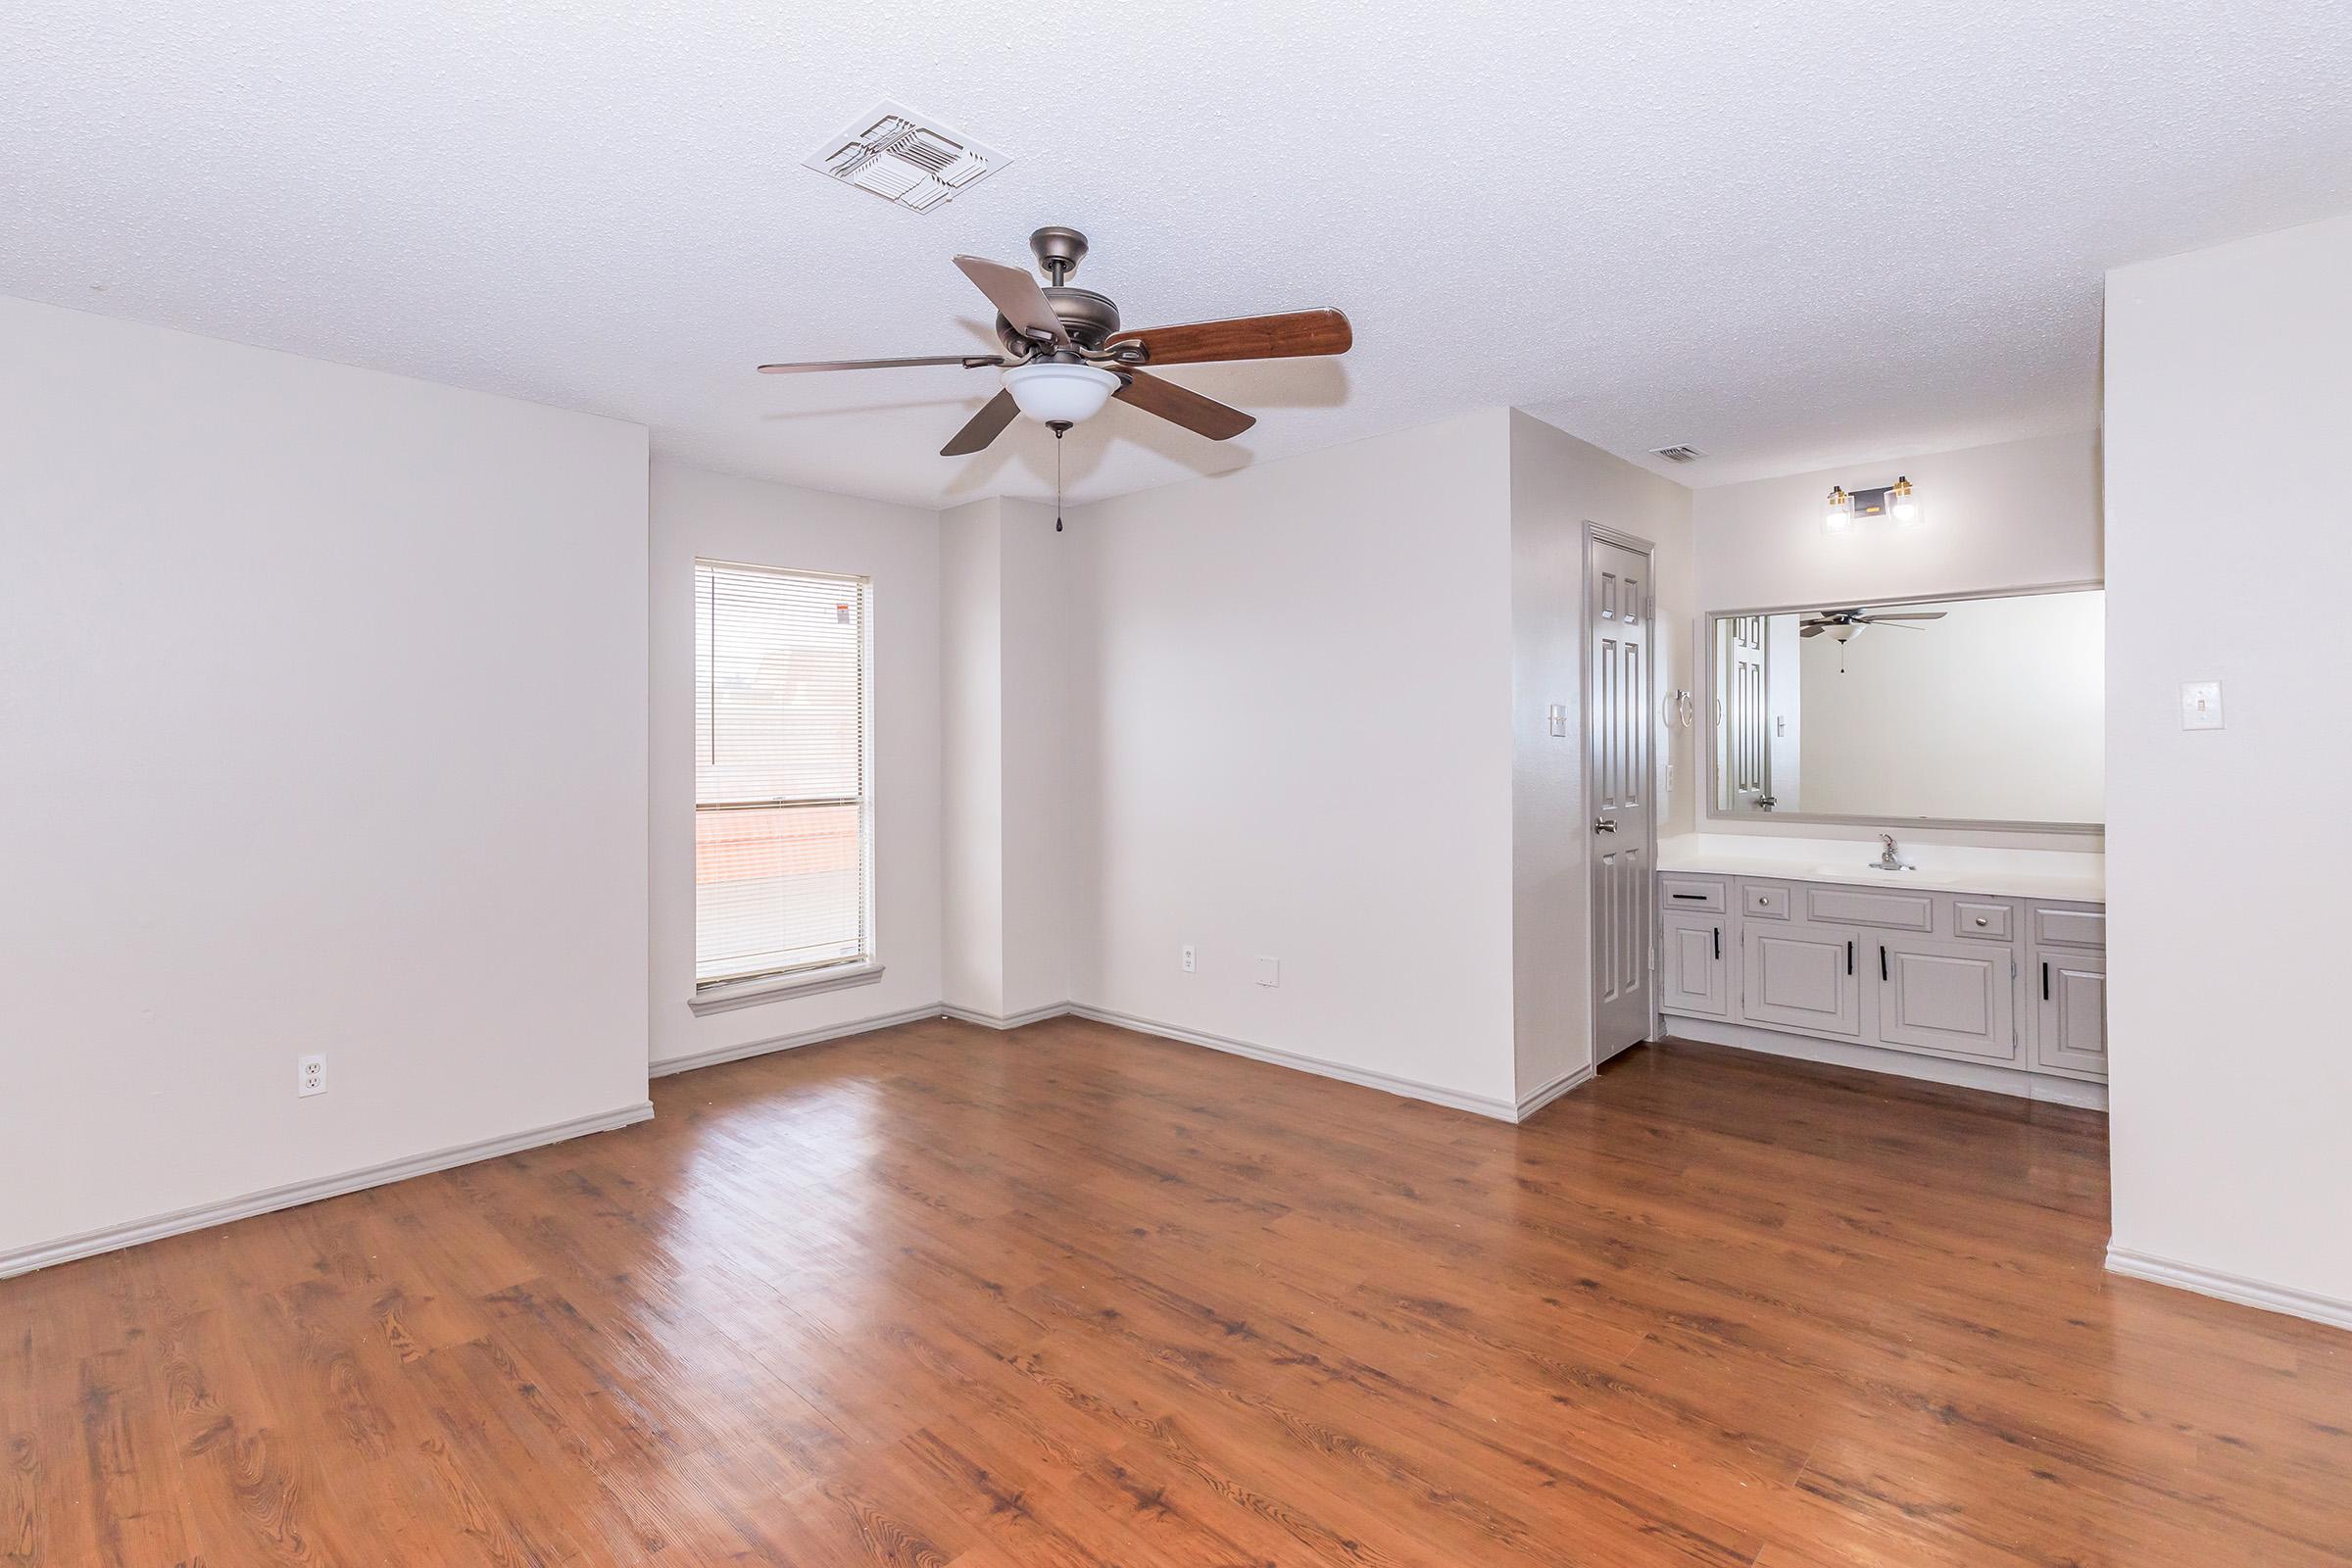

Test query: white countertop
[1656,833,2105,903]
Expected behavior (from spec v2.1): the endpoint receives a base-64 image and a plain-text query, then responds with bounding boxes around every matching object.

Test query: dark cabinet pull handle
[1671,892,1708,901]
[1713,926,1721,960]
[2042,961,2050,1002]
[1846,940,1854,975]
[1880,945,1888,982]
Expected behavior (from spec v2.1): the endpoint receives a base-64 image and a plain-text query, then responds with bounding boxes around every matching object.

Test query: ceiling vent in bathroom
[1650,444,1705,465]
[802,101,1008,214]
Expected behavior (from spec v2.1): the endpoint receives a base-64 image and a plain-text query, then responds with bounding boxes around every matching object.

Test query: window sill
[689,960,884,1016]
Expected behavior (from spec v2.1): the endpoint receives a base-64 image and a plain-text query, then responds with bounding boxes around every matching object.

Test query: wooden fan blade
[1107,308,1351,367]
[941,389,1020,457]
[759,355,1004,374]
[1799,624,1825,637]
[954,256,1070,347]
[1113,369,1255,441]
[1863,611,1947,620]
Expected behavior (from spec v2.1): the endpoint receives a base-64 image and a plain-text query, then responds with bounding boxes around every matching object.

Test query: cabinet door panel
[1660,913,1728,1017]
[2034,950,2108,1078]
[1877,938,2018,1062]
[1740,926,1859,1037]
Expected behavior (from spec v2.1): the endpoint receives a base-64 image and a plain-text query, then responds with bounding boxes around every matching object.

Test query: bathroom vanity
[1662,585,2110,1105]
[1654,837,2106,1105]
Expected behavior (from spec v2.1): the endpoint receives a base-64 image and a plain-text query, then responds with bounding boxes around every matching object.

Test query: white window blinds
[694,561,872,987]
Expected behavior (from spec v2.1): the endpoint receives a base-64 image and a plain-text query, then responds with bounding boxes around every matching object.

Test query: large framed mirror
[1707,584,2104,832]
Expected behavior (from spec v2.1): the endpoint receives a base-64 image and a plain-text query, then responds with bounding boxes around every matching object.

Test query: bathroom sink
[1810,863,1915,878]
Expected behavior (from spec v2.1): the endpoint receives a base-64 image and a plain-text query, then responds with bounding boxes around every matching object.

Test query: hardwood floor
[5,1018,2349,1566]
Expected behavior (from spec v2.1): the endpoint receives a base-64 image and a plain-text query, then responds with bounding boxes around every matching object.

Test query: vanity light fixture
[1824,486,1856,534]
[1889,474,1920,524]
[1823,477,1921,533]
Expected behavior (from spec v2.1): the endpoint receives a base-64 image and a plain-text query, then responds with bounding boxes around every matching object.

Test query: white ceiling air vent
[802,101,1007,214]
[1650,444,1705,464]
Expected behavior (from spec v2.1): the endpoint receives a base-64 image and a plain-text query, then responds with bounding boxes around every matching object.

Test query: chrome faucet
[1873,833,1910,871]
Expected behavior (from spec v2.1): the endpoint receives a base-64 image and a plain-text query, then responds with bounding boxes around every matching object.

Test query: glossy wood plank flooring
[6,1019,2350,1566]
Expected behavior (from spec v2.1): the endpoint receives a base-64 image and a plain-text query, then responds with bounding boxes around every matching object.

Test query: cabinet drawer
[1741,882,1791,919]
[1955,902,2012,941]
[1660,876,1727,912]
[1803,885,1934,932]
[2033,906,2106,949]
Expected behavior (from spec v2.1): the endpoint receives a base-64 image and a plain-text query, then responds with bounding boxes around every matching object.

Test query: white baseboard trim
[2105,1245,2352,1333]
[1067,1004,1520,1122]
[651,1002,948,1078]
[940,1002,1073,1031]
[0,1101,655,1282]
[1515,1064,1593,1120]
[1660,1015,2108,1110]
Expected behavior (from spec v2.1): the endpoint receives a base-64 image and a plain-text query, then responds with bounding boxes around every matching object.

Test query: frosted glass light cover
[1003,362,1119,424]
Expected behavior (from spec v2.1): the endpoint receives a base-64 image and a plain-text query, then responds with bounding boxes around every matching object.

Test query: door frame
[1580,520,1662,1057]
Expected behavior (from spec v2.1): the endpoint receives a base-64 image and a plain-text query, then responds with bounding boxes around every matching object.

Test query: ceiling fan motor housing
[998,286,1121,356]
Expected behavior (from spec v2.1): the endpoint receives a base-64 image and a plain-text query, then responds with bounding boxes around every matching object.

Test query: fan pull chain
[1049,419,1070,532]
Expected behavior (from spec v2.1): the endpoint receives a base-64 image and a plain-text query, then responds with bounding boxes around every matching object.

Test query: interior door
[1589,536,1653,1062]
[1722,615,1771,812]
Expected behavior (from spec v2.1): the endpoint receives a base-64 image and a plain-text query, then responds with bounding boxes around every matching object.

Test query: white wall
[1792,591,2104,822]
[939,499,1005,1018]
[997,500,1073,1017]
[1,296,651,1267]
[1690,429,2105,846]
[938,497,1069,1022]
[649,462,943,1070]
[2103,213,2352,1316]
[1506,413,1694,1102]
[1692,429,2102,612]
[1064,411,1522,1110]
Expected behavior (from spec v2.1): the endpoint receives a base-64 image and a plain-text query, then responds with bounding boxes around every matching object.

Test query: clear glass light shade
[1003,362,1120,424]
[1824,487,1855,533]
[1889,475,1921,524]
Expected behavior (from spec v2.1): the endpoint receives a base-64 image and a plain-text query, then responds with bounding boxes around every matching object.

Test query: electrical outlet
[1255,956,1280,988]
[1181,945,1196,974]
[297,1053,327,1098]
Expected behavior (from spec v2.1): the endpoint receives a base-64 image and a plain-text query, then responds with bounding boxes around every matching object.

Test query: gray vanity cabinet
[1657,868,2105,1097]
[1659,912,1730,1016]
[1871,936,2019,1063]
[2030,913,2109,1079]
[1740,924,1861,1037]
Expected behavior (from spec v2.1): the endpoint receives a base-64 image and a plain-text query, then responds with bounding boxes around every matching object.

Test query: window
[694,561,872,990]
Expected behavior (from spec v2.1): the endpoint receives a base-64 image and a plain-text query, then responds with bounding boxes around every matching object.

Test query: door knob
[1593,817,1617,833]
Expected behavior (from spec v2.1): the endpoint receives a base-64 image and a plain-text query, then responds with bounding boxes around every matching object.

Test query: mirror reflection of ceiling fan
[1798,607,1947,642]
[755,225,1353,457]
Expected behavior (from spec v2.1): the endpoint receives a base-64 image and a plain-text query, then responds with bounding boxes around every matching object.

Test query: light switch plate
[1255,956,1280,987]
[2180,680,2224,730]
[1546,704,1567,739]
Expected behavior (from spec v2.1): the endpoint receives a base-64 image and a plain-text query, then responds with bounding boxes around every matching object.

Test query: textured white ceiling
[7,1,2351,506]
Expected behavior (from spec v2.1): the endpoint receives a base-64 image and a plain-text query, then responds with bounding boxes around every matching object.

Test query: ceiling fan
[1798,607,1947,643]
[757,225,1352,456]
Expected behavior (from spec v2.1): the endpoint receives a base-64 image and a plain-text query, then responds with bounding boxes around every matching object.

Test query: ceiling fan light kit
[1822,475,1923,534]
[756,225,1353,460]
[1003,361,1120,424]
